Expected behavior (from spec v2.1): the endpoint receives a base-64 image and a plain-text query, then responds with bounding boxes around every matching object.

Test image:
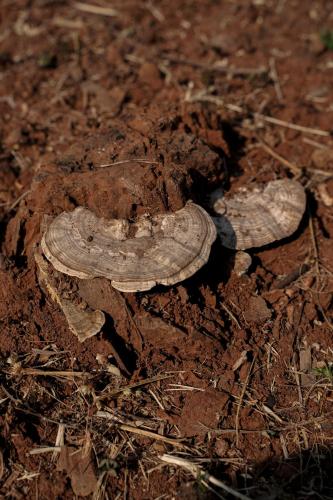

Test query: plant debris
[57,447,97,497]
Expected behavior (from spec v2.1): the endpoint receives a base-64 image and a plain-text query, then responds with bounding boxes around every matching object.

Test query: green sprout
[313,364,333,380]
[320,31,333,50]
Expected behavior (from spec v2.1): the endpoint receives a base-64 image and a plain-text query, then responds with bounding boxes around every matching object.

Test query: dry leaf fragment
[57,446,97,497]
[211,179,306,249]
[41,202,216,292]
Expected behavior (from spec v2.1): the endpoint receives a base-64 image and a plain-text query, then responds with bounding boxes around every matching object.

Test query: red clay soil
[1,1,333,499]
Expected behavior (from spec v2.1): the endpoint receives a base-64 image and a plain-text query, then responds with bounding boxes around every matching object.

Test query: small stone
[233,251,252,276]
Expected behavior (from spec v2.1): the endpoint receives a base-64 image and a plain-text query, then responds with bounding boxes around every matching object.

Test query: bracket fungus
[41,203,216,292]
[35,253,105,342]
[211,179,306,250]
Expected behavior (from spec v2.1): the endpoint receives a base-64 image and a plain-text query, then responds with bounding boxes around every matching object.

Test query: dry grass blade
[6,190,31,212]
[29,446,62,455]
[166,383,205,392]
[96,413,184,448]
[262,404,285,424]
[73,2,119,17]
[119,424,184,448]
[97,158,159,168]
[302,137,330,149]
[254,113,330,137]
[99,373,174,399]
[160,454,251,500]
[280,434,289,459]
[52,16,84,29]
[52,423,65,461]
[221,302,241,329]
[8,367,86,378]
[210,428,269,434]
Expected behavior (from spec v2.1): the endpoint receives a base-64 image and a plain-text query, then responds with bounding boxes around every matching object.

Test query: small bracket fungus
[41,203,216,292]
[211,179,306,250]
[35,253,105,342]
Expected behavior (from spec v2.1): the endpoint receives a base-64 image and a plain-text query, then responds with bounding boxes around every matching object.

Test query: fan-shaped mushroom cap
[212,179,306,250]
[41,203,216,292]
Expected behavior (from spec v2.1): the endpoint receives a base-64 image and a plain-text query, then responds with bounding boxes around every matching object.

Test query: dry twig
[97,158,158,168]
[6,190,31,212]
[96,413,184,448]
[73,2,119,17]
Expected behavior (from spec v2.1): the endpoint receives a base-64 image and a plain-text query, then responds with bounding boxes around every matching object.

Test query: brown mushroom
[211,179,306,250]
[41,202,216,292]
[35,253,105,342]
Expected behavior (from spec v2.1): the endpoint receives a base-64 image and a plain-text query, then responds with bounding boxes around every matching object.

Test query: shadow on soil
[181,446,333,499]
[190,119,246,208]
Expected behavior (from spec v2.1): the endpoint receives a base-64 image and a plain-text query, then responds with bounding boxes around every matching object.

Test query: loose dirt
[1,1,333,498]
